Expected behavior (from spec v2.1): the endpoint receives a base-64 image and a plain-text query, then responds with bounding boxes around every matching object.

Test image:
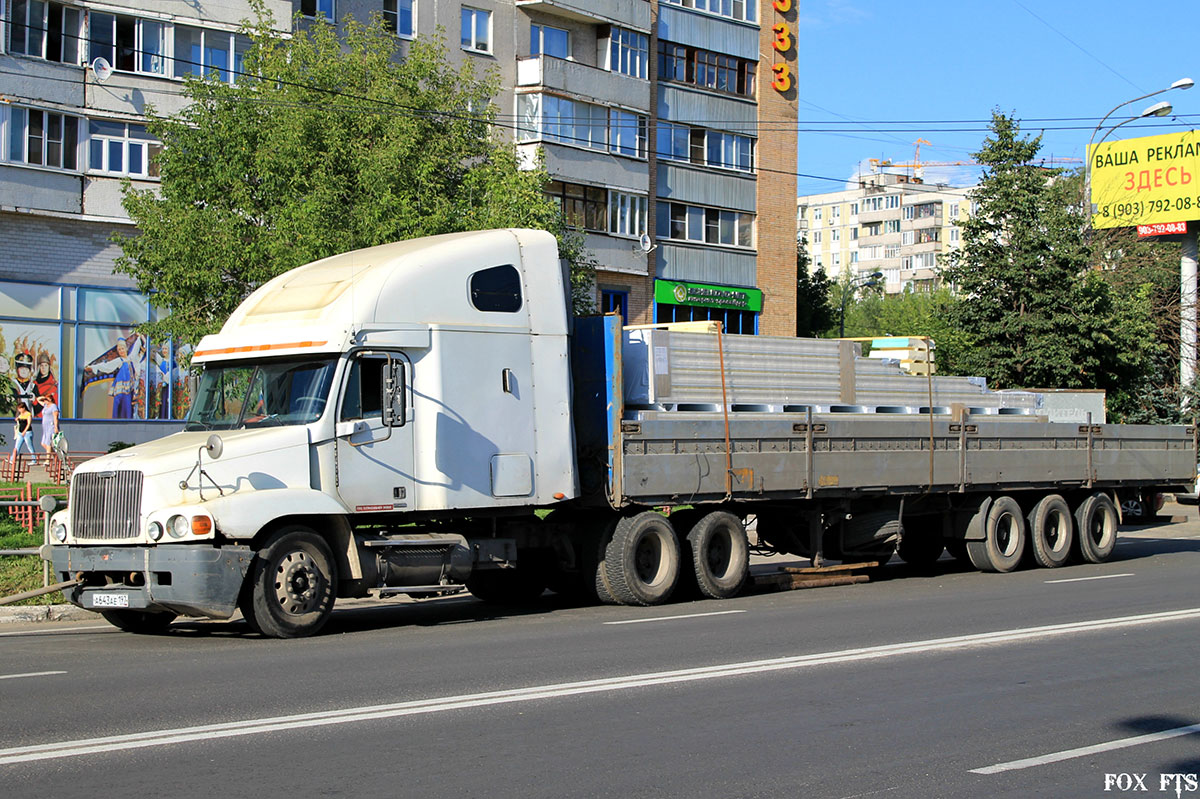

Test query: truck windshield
[184,357,337,431]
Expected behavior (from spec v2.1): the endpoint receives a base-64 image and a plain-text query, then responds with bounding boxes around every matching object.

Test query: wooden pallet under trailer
[752,561,883,592]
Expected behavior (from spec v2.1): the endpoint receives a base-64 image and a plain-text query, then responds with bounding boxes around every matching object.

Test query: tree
[943,111,1158,401]
[795,238,835,337]
[116,8,594,346]
[838,285,968,374]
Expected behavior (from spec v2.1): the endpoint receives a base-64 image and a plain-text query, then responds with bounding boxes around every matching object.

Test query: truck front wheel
[241,526,337,638]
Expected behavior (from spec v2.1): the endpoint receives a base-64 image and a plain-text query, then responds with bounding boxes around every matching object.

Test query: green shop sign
[654,280,763,312]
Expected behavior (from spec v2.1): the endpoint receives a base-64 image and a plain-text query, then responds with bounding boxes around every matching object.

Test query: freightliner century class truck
[44,229,1197,637]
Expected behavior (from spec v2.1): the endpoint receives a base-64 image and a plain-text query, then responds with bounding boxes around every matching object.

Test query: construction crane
[869,139,1081,181]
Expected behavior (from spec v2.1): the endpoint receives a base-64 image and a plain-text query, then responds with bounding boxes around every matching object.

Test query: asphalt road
[2,506,1199,799]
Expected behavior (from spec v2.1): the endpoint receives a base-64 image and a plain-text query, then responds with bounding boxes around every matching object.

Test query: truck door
[334,351,415,514]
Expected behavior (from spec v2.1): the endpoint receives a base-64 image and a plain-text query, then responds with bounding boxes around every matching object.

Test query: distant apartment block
[797,172,975,294]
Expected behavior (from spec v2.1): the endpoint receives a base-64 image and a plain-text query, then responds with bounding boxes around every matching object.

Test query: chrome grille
[72,471,144,540]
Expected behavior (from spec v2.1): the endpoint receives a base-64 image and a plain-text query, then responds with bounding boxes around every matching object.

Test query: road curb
[0,604,98,623]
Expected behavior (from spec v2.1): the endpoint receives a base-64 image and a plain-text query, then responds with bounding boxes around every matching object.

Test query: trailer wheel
[1075,493,1119,563]
[1027,495,1074,568]
[603,512,681,606]
[687,511,749,600]
[243,526,337,638]
[945,539,969,562]
[100,609,177,634]
[967,496,1026,573]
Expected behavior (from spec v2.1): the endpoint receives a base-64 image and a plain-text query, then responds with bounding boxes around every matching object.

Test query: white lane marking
[0,625,112,638]
[971,723,1200,774]
[0,671,66,681]
[3,606,1200,767]
[604,610,746,625]
[1044,573,1134,584]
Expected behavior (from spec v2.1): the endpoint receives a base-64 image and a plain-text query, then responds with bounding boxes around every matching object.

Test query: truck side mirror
[383,359,406,427]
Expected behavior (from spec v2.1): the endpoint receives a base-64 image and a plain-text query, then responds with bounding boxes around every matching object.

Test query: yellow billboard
[1089,129,1200,229]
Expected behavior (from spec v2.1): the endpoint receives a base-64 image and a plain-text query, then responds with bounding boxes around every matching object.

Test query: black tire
[1075,492,1119,564]
[966,496,1026,573]
[1027,494,1074,568]
[243,526,337,639]
[603,511,681,606]
[687,511,749,599]
[466,563,547,604]
[100,609,177,634]
[897,530,945,567]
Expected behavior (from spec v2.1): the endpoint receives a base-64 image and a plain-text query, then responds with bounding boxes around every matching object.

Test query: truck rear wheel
[967,496,1026,573]
[603,511,680,606]
[242,526,337,638]
[100,609,177,634]
[1027,495,1074,568]
[687,511,749,599]
[1075,492,1118,563]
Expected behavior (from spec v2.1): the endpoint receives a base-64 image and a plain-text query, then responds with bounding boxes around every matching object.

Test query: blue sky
[793,0,1199,195]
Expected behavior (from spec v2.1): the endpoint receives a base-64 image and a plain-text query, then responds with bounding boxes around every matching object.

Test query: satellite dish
[637,233,656,254]
[90,57,113,83]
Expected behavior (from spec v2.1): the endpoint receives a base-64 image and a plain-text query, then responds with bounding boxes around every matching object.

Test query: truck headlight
[168,514,189,539]
[147,521,164,541]
[51,522,67,543]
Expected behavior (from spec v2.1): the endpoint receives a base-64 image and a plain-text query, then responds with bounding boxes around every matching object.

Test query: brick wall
[755,0,799,337]
[0,212,137,288]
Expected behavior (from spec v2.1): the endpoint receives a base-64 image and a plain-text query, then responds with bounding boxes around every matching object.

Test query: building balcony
[517,141,649,193]
[586,231,650,275]
[910,239,943,254]
[657,241,756,288]
[657,163,755,212]
[516,57,650,112]
[856,208,901,224]
[515,0,650,32]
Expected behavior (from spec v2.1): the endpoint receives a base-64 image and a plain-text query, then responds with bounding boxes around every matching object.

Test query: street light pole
[839,271,883,337]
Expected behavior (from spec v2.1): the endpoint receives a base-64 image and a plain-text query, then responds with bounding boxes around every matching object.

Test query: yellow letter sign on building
[1089,130,1200,230]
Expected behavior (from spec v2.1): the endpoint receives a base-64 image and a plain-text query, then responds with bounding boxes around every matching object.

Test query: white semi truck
[44,229,1196,637]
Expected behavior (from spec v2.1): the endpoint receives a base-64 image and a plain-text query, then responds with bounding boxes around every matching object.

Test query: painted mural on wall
[0,326,61,416]
[150,341,192,420]
[79,329,146,419]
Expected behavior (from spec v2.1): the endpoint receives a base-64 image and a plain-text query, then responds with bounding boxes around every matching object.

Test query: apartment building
[0,0,797,446]
[797,172,974,294]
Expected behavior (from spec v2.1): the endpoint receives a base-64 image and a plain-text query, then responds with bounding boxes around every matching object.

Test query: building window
[301,0,334,20]
[656,302,757,335]
[656,203,753,248]
[608,27,647,79]
[88,120,160,178]
[656,40,754,98]
[883,219,900,234]
[885,194,900,209]
[601,289,629,324]
[173,26,250,83]
[518,94,646,158]
[949,203,959,217]
[383,0,414,37]
[545,180,606,232]
[9,0,81,64]
[531,22,568,59]
[88,12,170,75]
[6,107,79,170]
[901,231,914,246]
[657,121,689,162]
[850,202,858,215]
[903,206,914,220]
[831,229,840,242]
[660,0,756,23]
[813,208,822,221]
[705,131,753,172]
[609,191,648,238]
[609,108,646,157]
[950,227,959,243]
[460,6,491,53]
[850,228,858,240]
[850,251,858,264]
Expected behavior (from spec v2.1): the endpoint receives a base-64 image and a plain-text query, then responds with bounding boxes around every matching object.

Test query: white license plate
[92,593,130,608]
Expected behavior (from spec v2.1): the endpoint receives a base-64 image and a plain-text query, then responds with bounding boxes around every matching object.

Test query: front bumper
[49,544,254,619]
